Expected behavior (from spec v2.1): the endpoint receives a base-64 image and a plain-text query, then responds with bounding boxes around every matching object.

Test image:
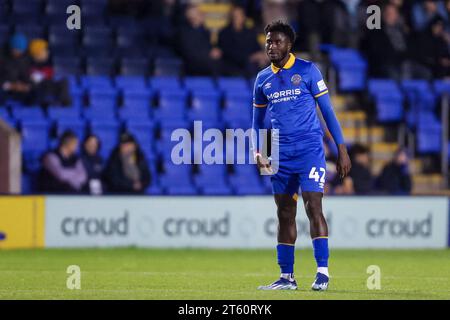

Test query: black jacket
[103,148,151,194]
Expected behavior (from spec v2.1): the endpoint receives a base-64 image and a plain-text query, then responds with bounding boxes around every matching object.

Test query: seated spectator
[28,39,71,106]
[103,133,151,194]
[178,4,222,76]
[0,33,33,105]
[412,0,448,31]
[377,148,412,194]
[218,5,267,76]
[412,16,450,78]
[348,143,374,195]
[39,131,87,193]
[81,135,104,195]
[360,3,409,80]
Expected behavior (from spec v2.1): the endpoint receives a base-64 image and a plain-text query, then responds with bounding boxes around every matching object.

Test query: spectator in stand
[178,4,222,76]
[0,33,32,105]
[218,5,267,77]
[360,3,410,80]
[81,134,104,195]
[103,132,151,194]
[412,0,448,31]
[377,148,412,195]
[348,143,374,195]
[28,39,71,106]
[39,130,87,193]
[412,16,450,78]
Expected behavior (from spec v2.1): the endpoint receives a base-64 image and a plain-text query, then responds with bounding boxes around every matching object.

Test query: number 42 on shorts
[309,167,325,188]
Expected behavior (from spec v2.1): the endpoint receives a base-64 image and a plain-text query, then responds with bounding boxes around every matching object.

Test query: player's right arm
[251,74,272,174]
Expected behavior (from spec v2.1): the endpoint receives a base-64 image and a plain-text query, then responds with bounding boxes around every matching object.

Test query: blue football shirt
[253,53,329,150]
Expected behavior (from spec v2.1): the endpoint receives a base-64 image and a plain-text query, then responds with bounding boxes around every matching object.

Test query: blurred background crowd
[0,0,448,196]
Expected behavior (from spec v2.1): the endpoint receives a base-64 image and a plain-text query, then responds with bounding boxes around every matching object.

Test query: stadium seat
[115,76,148,90]
[189,91,221,122]
[330,48,368,91]
[153,57,183,76]
[217,77,249,92]
[149,76,182,91]
[223,91,252,124]
[80,75,114,90]
[417,123,441,154]
[119,58,149,76]
[12,106,45,121]
[53,57,83,76]
[56,118,87,141]
[155,89,188,120]
[184,77,216,92]
[89,120,120,159]
[20,119,49,154]
[14,24,45,39]
[125,119,155,151]
[86,58,116,76]
[47,106,80,121]
[368,79,404,123]
[159,164,197,195]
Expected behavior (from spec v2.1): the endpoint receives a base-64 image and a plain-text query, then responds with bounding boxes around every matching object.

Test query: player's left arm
[309,63,351,178]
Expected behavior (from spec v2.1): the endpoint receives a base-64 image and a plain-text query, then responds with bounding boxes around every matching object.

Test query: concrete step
[342,126,385,144]
[371,142,399,161]
[412,174,443,193]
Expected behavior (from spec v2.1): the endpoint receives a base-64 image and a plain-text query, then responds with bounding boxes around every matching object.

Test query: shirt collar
[271,53,296,74]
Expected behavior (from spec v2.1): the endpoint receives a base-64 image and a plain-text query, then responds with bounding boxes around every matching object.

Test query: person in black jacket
[349,143,374,195]
[360,3,410,80]
[103,132,151,194]
[217,5,266,76]
[377,148,412,195]
[178,4,222,76]
[81,134,104,195]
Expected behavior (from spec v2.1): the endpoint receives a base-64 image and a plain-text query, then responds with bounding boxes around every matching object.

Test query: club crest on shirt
[291,74,302,85]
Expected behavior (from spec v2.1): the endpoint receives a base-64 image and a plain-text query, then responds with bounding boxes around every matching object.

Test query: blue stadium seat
[217,77,249,92]
[20,120,49,153]
[368,79,404,123]
[401,80,436,112]
[47,106,80,121]
[417,123,441,154]
[184,77,216,91]
[12,0,43,15]
[433,80,450,96]
[89,120,120,158]
[122,89,153,109]
[86,58,116,76]
[159,164,197,195]
[229,174,266,195]
[153,57,183,76]
[80,75,114,90]
[155,89,188,120]
[330,49,367,91]
[223,91,252,124]
[149,76,182,91]
[116,76,148,90]
[118,104,151,121]
[119,58,149,76]
[56,118,87,141]
[125,120,155,152]
[12,106,45,121]
[53,57,82,76]
[15,24,45,39]
[189,91,221,122]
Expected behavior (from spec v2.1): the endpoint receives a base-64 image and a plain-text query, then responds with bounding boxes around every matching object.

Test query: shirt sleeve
[308,63,329,99]
[253,74,268,108]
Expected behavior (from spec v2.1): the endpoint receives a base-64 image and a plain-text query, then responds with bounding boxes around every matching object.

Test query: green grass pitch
[0,248,449,299]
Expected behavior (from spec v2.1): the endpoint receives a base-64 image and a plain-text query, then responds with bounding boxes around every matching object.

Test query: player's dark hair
[264,20,296,44]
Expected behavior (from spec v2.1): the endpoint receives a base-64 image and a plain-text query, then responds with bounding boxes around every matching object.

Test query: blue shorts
[270,138,326,196]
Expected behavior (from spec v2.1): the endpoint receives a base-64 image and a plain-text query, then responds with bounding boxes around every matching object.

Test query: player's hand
[255,153,273,175]
[336,144,351,179]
